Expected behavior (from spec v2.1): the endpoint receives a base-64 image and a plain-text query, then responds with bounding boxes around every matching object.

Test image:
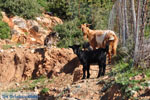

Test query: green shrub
[2,44,12,49]
[40,88,49,93]
[53,18,85,48]
[47,0,70,20]
[0,21,11,39]
[37,0,49,11]
[0,0,42,19]
[0,10,2,19]
[93,8,110,30]
[144,24,150,38]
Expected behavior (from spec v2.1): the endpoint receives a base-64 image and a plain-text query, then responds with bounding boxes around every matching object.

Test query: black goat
[69,44,109,79]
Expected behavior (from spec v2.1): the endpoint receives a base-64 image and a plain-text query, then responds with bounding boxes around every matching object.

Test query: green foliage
[47,0,70,19]
[46,0,113,23]
[0,10,2,19]
[0,0,42,19]
[28,75,47,90]
[52,1,113,47]
[93,7,111,30]
[37,0,49,11]
[144,24,150,38]
[2,44,12,49]
[40,88,49,93]
[112,62,139,98]
[53,18,85,48]
[0,21,11,39]
[110,60,150,99]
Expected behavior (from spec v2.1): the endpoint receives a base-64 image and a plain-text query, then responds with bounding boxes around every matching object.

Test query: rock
[10,49,14,52]
[0,47,78,85]
[62,97,80,100]
[0,49,4,53]
[1,11,14,29]
[34,86,39,93]
[15,82,20,86]
[31,49,35,53]
[11,16,28,35]
[12,16,28,31]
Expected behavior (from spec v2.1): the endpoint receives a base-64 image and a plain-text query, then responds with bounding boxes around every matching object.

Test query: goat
[44,32,59,48]
[81,23,118,64]
[69,43,109,79]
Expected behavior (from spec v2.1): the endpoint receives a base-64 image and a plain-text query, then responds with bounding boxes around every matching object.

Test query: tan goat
[81,24,118,64]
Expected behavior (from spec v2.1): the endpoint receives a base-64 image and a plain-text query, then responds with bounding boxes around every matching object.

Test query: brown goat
[81,24,118,64]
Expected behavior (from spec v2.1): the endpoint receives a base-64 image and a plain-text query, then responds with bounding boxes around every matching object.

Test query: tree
[133,0,148,66]
[133,0,141,66]
[124,0,129,40]
[131,0,137,42]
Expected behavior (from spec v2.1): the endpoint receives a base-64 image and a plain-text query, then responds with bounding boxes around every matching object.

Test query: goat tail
[112,35,118,55]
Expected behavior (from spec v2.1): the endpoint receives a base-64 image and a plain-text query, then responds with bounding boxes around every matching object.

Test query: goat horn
[85,24,92,27]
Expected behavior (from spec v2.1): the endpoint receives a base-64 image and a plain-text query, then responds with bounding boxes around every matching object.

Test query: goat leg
[101,64,106,76]
[82,66,86,79]
[108,52,111,64]
[87,65,90,78]
[97,64,102,78]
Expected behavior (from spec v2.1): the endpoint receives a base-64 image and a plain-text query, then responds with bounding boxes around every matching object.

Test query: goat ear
[86,24,92,27]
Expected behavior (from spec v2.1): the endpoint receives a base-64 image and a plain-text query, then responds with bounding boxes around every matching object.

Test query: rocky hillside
[1,11,63,45]
[0,44,119,100]
[0,47,78,84]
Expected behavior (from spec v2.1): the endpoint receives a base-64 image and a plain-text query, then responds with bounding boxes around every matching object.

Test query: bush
[0,0,42,19]
[0,20,11,39]
[53,18,85,48]
[47,0,70,20]
[37,0,49,11]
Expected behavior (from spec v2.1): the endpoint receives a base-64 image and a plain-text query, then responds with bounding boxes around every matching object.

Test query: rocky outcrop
[0,47,79,84]
[1,11,63,45]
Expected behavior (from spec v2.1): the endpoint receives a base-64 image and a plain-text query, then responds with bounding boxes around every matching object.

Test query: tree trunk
[118,0,123,43]
[140,0,148,41]
[122,0,126,46]
[131,0,137,42]
[133,0,141,67]
[124,0,129,39]
[138,0,148,63]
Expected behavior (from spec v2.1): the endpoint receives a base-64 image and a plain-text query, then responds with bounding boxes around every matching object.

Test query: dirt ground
[0,46,149,100]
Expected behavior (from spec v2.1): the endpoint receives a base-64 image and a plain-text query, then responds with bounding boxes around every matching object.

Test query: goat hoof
[82,77,85,79]
[87,75,90,79]
[97,76,100,78]
[101,73,105,76]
